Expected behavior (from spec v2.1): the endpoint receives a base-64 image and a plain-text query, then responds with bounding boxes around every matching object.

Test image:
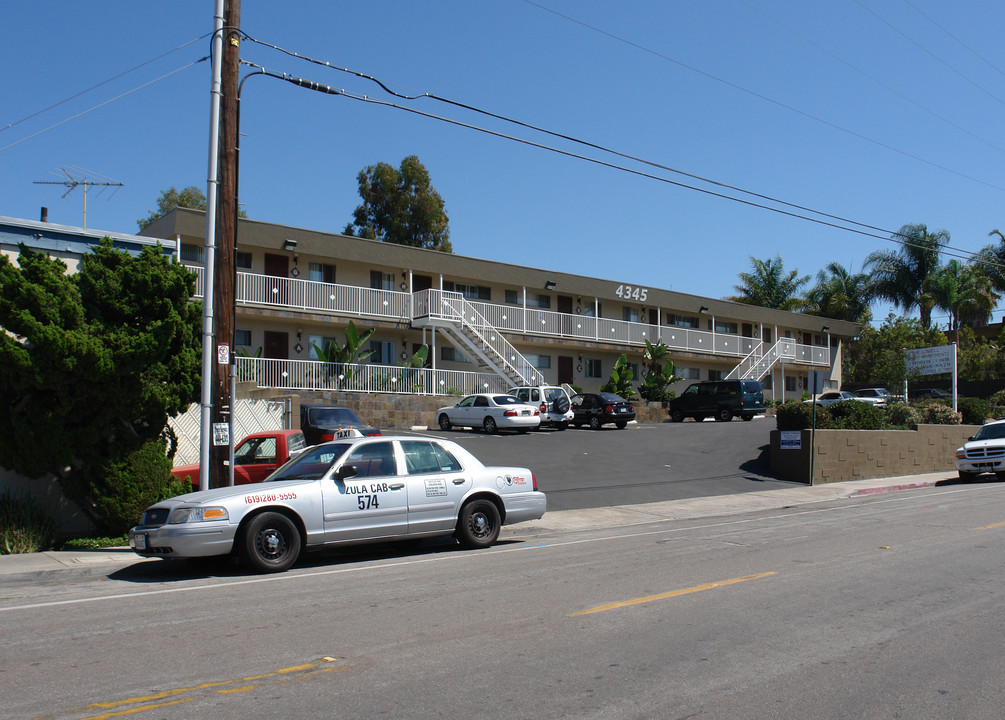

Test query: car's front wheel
[438,414,452,431]
[959,470,978,481]
[239,512,301,573]
[456,499,501,548]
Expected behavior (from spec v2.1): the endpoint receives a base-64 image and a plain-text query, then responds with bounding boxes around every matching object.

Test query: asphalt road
[431,416,795,510]
[5,481,1005,719]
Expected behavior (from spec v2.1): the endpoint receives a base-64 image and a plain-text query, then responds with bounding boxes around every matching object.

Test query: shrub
[0,490,58,554]
[916,401,963,425]
[775,401,830,430]
[91,438,192,536]
[60,535,129,550]
[957,397,991,426]
[828,400,885,430]
[988,390,1005,418]
[885,402,920,428]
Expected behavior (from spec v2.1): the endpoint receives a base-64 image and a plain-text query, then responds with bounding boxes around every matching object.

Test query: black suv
[668,380,765,422]
[299,405,381,444]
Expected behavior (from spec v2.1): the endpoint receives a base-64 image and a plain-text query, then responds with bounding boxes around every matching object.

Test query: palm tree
[973,229,1005,294]
[728,255,809,311]
[863,223,949,329]
[928,260,997,338]
[804,262,873,323]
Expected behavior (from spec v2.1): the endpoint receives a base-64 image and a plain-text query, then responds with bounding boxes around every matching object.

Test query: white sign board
[905,345,955,377]
[779,431,801,450]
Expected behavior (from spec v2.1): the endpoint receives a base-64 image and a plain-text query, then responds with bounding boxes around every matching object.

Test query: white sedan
[807,390,874,407]
[129,433,546,573]
[436,393,541,433]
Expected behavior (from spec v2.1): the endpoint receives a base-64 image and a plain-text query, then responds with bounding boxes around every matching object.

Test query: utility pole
[33,167,123,228]
[208,0,241,489]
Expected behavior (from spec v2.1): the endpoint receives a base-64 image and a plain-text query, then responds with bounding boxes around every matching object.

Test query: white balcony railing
[189,267,830,371]
[235,357,508,395]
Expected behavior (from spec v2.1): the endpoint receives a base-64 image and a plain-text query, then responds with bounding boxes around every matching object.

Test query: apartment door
[264,331,288,387]
[264,253,289,304]
[558,295,574,335]
[558,356,573,385]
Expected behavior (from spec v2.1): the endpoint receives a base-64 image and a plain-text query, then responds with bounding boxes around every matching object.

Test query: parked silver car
[129,434,546,573]
[436,393,541,433]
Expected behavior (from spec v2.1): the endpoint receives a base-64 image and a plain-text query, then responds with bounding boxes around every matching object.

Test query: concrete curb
[1,471,957,584]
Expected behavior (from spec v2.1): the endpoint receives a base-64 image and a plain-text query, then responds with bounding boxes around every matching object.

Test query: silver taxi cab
[129,433,546,573]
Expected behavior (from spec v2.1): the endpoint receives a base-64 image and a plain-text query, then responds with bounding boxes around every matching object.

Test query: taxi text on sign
[904,345,955,377]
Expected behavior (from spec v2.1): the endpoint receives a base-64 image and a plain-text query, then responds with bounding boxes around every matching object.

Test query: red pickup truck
[171,429,308,490]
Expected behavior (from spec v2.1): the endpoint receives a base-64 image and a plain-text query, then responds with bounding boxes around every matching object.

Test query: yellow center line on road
[568,571,777,617]
[978,521,1005,530]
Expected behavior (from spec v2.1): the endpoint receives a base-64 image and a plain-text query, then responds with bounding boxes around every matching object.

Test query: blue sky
[3,1,1004,327]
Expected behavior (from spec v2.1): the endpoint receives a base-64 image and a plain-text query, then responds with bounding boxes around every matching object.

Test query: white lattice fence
[168,398,291,467]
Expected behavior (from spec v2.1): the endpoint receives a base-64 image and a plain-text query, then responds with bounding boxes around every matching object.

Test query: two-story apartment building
[138,208,858,400]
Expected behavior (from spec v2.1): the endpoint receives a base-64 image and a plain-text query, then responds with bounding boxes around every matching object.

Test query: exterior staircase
[725,339,797,381]
[412,289,545,387]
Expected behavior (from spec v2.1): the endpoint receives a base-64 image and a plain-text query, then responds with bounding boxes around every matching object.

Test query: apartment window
[785,375,798,392]
[371,270,395,290]
[235,251,252,269]
[180,243,204,263]
[440,346,470,363]
[623,307,640,323]
[369,340,396,365]
[678,367,701,380]
[310,262,336,284]
[504,290,550,308]
[708,369,723,381]
[581,302,601,318]
[308,335,337,359]
[761,374,773,390]
[443,281,490,301]
[235,329,252,347]
[525,354,551,369]
[714,320,738,334]
[584,358,602,378]
[505,289,520,305]
[666,313,698,328]
[628,362,640,378]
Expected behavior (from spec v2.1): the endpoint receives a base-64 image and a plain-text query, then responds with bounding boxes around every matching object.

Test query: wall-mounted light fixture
[544,280,557,290]
[821,325,830,332]
[282,238,297,252]
[699,305,709,314]
[296,329,302,341]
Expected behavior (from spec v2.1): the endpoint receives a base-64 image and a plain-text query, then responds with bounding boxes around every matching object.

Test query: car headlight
[169,506,229,524]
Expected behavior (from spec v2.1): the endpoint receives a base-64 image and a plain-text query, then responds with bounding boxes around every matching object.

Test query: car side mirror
[969,436,974,441]
[336,464,358,482]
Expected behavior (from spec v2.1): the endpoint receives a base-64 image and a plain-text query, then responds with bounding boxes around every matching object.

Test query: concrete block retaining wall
[770,425,979,484]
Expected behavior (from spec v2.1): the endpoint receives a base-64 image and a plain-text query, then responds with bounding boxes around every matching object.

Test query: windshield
[308,408,362,426]
[267,442,351,482]
[973,424,1005,441]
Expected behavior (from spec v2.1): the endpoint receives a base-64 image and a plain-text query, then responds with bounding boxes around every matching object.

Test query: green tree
[312,321,376,388]
[803,262,873,323]
[928,259,997,337]
[637,340,683,402]
[973,229,1005,295]
[600,354,635,398]
[864,223,949,329]
[842,314,945,389]
[728,255,809,310]
[0,239,201,529]
[345,155,452,252]
[137,185,246,231]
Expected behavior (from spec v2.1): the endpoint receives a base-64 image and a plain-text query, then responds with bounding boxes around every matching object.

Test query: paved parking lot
[429,416,797,511]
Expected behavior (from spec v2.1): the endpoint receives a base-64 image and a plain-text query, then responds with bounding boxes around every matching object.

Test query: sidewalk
[0,472,957,584]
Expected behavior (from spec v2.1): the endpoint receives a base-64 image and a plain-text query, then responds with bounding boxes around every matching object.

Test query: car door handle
[389,483,405,490]
[451,477,467,485]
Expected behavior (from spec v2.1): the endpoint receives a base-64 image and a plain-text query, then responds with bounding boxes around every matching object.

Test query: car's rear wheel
[239,512,301,573]
[741,414,753,421]
[517,427,528,434]
[555,421,569,431]
[589,416,602,430]
[716,408,733,422]
[438,414,452,431]
[456,499,501,548]
[483,416,498,434]
[670,408,684,423]
[996,472,1005,482]
[615,420,628,429]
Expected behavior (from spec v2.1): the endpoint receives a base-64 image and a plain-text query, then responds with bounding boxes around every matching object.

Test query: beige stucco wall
[770,424,980,484]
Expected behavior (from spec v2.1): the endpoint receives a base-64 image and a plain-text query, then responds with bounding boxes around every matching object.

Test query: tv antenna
[33,165,123,228]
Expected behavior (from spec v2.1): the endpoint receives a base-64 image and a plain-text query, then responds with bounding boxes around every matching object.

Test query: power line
[901,0,1005,81]
[1,35,209,135]
[0,58,207,154]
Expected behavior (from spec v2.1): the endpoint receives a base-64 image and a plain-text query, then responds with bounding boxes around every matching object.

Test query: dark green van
[668,380,765,422]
